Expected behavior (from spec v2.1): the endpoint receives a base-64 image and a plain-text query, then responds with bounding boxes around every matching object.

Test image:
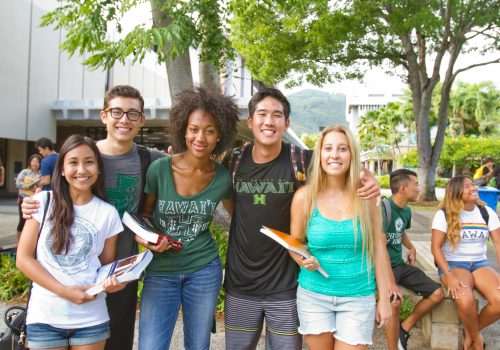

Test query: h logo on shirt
[253,194,266,205]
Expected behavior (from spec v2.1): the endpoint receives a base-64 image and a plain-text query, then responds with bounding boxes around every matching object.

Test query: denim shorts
[296,286,376,345]
[437,259,492,278]
[27,321,109,348]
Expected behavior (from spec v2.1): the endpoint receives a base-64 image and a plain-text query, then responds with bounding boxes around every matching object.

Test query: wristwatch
[444,267,452,275]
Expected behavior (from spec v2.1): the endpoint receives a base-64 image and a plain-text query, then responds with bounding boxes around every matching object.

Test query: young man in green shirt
[382,169,444,350]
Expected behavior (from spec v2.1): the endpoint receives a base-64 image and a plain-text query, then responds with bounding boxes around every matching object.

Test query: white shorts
[296,286,376,346]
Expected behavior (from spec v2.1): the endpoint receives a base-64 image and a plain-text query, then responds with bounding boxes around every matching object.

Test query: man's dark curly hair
[169,88,239,157]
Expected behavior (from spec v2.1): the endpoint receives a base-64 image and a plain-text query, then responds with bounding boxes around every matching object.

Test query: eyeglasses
[104,108,143,121]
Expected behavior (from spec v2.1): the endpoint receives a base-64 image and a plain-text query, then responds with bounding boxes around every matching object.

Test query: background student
[431,175,500,350]
[35,137,58,191]
[16,135,126,350]
[136,88,238,350]
[382,169,444,350]
[289,125,391,350]
[223,88,381,350]
[0,156,4,187]
[22,85,165,350]
[15,154,42,241]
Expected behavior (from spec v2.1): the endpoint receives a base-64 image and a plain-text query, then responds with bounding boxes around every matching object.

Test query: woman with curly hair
[431,175,500,350]
[136,87,239,350]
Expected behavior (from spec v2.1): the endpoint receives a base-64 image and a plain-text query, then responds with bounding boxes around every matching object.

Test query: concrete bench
[400,241,484,350]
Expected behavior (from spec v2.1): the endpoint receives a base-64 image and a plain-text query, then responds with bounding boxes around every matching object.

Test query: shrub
[399,149,419,167]
[377,175,390,189]
[400,295,417,321]
[0,254,30,301]
[435,178,449,188]
[211,223,229,313]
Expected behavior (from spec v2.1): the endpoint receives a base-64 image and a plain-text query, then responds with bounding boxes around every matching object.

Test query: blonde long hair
[303,125,374,264]
[438,175,486,250]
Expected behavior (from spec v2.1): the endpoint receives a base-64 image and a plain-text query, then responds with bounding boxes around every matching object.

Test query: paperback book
[86,251,153,295]
[260,225,329,278]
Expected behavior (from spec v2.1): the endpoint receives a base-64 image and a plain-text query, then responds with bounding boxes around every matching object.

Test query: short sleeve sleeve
[431,209,448,233]
[486,206,500,231]
[31,191,51,224]
[105,207,124,239]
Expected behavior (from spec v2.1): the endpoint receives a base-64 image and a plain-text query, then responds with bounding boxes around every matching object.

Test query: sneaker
[398,325,410,350]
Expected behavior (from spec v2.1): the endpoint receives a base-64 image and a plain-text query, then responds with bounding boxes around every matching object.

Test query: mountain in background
[287,89,347,135]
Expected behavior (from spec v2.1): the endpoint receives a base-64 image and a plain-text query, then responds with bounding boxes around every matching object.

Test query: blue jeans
[27,321,109,348]
[138,256,222,350]
[437,259,491,277]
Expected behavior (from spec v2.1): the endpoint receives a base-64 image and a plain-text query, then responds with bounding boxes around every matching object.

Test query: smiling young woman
[289,125,391,350]
[431,175,500,350]
[135,88,239,350]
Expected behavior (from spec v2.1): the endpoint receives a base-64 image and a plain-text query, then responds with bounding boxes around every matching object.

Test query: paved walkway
[1,196,498,349]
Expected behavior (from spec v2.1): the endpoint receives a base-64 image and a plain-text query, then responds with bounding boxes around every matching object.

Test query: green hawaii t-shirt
[382,197,412,267]
[144,157,232,275]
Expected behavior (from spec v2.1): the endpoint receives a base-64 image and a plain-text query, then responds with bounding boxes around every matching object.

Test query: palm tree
[358,110,390,176]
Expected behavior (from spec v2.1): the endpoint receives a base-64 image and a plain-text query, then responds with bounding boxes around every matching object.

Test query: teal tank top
[298,208,375,296]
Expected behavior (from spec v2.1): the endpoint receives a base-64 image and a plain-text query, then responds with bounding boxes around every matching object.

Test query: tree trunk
[150,0,194,101]
[418,160,437,202]
[199,61,221,92]
[164,54,194,99]
[415,88,438,202]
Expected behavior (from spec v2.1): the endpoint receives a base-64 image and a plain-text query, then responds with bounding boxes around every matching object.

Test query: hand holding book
[260,226,329,278]
[86,251,153,295]
[122,212,183,253]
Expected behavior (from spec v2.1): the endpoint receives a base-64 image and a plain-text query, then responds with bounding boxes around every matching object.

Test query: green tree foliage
[439,136,500,170]
[359,110,392,175]
[449,81,500,137]
[300,133,320,149]
[399,148,419,168]
[230,0,500,201]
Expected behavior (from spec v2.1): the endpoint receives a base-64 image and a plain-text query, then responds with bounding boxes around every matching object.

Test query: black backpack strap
[229,144,250,187]
[137,145,152,211]
[477,205,490,227]
[381,197,391,233]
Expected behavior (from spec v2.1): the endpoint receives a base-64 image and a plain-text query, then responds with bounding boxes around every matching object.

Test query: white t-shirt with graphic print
[26,191,123,328]
[431,205,500,262]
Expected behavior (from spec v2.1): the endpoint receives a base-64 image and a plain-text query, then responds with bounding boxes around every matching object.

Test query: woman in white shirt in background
[431,175,500,350]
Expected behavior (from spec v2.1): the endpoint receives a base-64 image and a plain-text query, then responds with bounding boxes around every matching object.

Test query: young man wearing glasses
[97,85,164,350]
[23,85,164,350]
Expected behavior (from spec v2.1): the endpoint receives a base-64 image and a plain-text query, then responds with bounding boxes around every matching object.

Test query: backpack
[137,145,152,211]
[227,143,307,189]
[381,197,392,233]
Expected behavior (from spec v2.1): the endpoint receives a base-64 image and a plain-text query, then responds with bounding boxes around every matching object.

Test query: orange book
[260,226,329,278]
